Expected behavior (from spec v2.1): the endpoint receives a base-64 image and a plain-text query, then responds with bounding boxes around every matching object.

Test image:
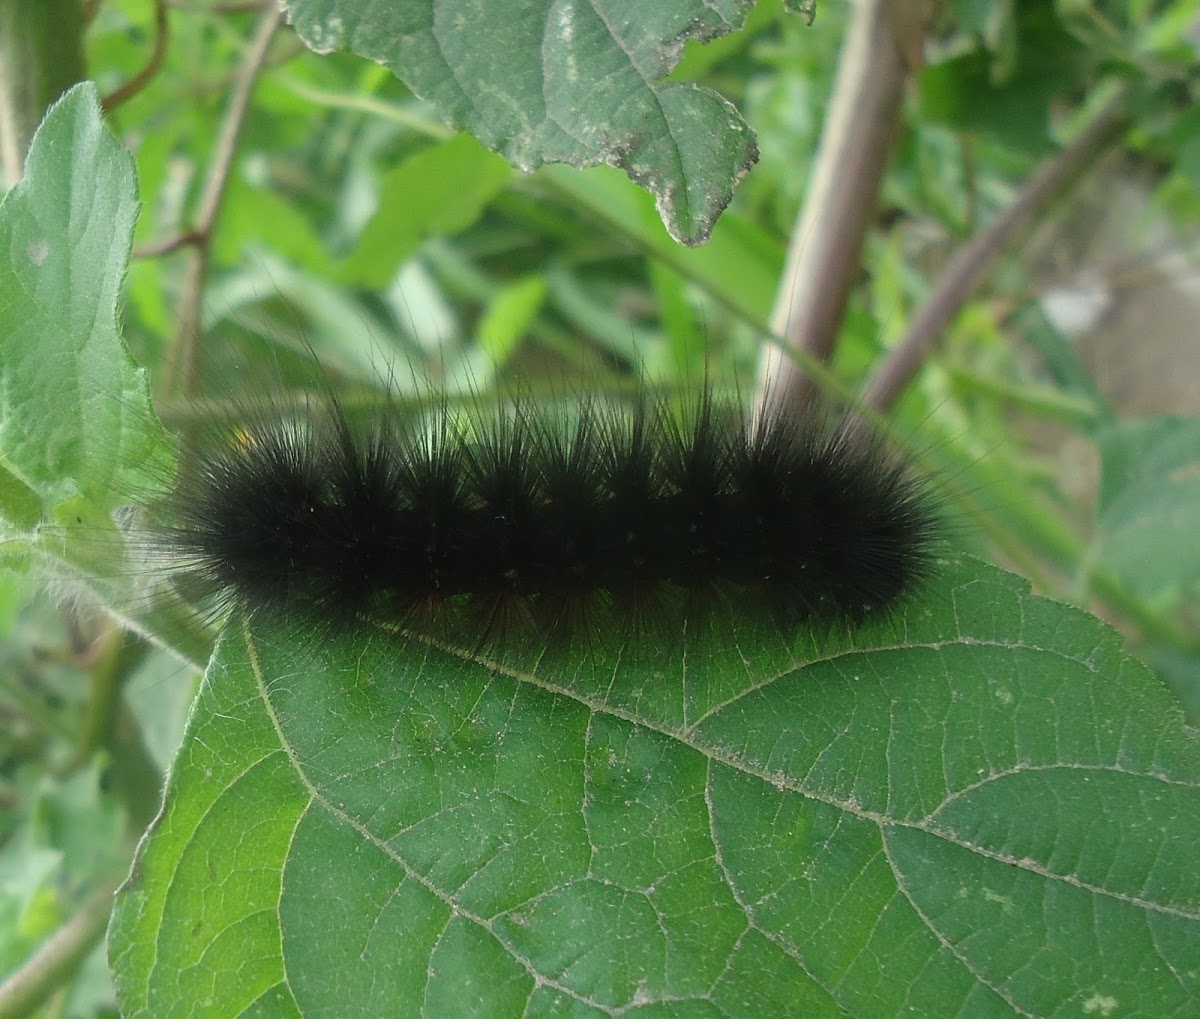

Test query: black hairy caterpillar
[139,370,944,661]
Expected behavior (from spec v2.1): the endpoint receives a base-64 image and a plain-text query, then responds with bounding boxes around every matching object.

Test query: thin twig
[753,0,909,422]
[0,885,118,1019]
[101,0,169,112]
[170,0,271,12]
[133,228,204,259]
[863,89,1133,412]
[159,4,284,397]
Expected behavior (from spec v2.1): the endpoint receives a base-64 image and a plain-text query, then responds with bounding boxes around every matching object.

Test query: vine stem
[101,0,169,112]
[753,0,910,421]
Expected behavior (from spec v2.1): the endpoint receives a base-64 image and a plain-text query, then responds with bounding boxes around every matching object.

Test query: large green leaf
[281,0,778,245]
[109,557,1200,1017]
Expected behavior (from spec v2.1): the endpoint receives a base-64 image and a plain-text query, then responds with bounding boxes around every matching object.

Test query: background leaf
[281,0,766,245]
[1093,417,1200,602]
[342,133,512,287]
[109,557,1200,1016]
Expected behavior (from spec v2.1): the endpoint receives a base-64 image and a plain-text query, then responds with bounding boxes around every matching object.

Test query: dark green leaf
[919,5,1089,153]
[282,0,768,245]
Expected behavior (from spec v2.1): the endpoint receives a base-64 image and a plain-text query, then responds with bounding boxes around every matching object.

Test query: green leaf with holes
[109,557,1200,1017]
[281,0,776,245]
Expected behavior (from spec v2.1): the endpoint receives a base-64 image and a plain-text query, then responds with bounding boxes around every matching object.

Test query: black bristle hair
[144,372,944,660]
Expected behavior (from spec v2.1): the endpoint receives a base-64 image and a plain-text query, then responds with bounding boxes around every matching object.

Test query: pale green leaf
[0,83,172,515]
[342,133,511,288]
